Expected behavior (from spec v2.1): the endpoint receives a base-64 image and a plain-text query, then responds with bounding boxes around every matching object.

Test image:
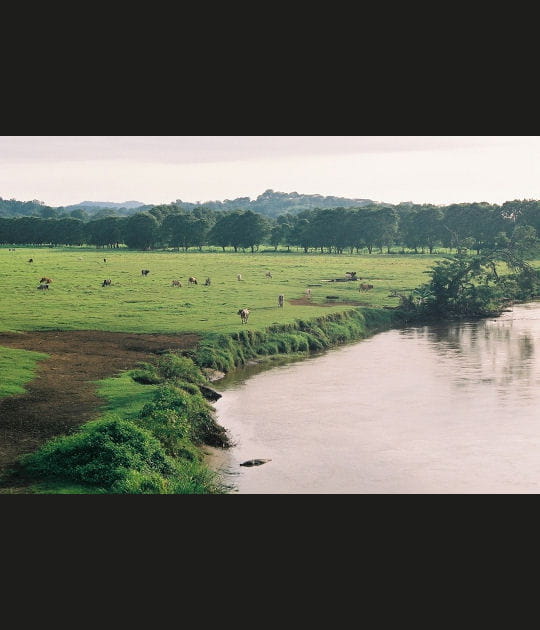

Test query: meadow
[0,246,440,335]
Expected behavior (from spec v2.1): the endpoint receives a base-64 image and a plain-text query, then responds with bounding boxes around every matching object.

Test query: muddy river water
[210,302,540,493]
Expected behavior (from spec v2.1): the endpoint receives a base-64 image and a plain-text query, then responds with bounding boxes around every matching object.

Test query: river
[209,302,540,493]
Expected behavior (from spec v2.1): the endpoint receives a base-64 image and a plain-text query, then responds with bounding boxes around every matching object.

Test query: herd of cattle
[27,256,375,324]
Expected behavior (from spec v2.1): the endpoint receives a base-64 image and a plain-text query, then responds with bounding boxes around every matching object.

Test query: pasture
[0,247,440,335]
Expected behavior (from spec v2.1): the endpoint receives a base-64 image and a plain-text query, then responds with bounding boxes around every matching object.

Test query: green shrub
[138,385,229,448]
[19,417,175,488]
[154,353,206,385]
[130,363,162,384]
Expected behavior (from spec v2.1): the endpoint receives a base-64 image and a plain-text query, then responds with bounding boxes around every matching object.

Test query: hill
[173,189,375,217]
[62,200,147,211]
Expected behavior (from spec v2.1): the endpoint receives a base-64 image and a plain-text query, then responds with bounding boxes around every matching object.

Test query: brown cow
[171,280,182,287]
[40,277,52,284]
[265,271,272,278]
[359,283,374,291]
[188,277,198,285]
[238,308,250,324]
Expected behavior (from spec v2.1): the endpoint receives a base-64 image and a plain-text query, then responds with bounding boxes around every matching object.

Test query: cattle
[359,283,374,291]
[278,294,284,308]
[28,258,33,263]
[103,258,107,262]
[305,288,312,299]
[171,280,182,287]
[37,284,49,290]
[238,308,250,324]
[40,277,52,284]
[265,271,272,279]
[188,277,198,285]
[141,269,150,276]
[102,279,112,286]
[345,271,357,279]
[237,274,242,281]
[204,277,211,286]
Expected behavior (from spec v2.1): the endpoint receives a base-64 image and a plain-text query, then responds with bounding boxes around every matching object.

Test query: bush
[138,385,229,448]
[154,354,206,385]
[20,417,175,488]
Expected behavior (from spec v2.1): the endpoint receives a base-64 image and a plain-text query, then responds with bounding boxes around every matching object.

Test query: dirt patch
[0,330,199,483]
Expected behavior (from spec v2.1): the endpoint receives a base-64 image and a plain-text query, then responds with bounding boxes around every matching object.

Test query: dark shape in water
[240,459,272,467]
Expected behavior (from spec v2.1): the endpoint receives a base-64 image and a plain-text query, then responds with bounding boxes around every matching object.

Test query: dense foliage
[2,195,540,256]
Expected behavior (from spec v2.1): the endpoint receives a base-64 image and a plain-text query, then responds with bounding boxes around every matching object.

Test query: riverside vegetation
[1,246,539,494]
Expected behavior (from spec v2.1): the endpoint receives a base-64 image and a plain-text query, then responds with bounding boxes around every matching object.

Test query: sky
[1,135,540,207]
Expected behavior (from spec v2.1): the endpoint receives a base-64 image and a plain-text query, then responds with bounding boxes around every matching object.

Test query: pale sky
[1,136,540,207]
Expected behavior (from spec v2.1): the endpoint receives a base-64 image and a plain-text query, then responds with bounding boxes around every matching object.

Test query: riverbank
[206,301,540,493]
[0,305,406,494]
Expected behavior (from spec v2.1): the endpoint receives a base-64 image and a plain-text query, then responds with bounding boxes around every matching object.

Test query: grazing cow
[237,274,242,281]
[188,277,198,285]
[359,283,374,291]
[28,258,33,263]
[238,308,250,324]
[141,269,150,276]
[204,277,211,286]
[37,284,49,290]
[345,271,357,279]
[265,271,272,278]
[171,280,182,287]
[305,288,312,299]
[40,277,52,284]
[278,294,284,308]
[102,279,112,286]
[103,258,107,262]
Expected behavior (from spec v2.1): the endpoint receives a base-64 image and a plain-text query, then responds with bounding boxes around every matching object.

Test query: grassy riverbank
[1,247,536,493]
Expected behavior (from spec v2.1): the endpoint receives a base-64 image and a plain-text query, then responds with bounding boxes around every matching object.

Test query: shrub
[138,385,229,448]
[154,353,206,385]
[19,417,175,488]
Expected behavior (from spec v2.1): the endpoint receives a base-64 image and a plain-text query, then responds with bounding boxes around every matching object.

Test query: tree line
[1,199,539,255]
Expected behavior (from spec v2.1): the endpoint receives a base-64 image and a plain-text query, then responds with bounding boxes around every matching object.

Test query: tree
[235,210,270,252]
[123,213,160,249]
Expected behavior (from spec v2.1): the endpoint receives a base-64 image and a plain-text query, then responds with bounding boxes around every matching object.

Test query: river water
[209,302,540,494]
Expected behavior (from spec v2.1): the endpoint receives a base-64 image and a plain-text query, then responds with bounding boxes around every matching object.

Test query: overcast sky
[1,136,540,207]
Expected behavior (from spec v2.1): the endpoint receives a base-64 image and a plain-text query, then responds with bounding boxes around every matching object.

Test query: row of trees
[1,200,539,254]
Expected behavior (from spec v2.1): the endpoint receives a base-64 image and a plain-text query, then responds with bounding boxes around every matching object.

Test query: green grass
[96,372,159,420]
[0,246,442,334]
[0,346,49,398]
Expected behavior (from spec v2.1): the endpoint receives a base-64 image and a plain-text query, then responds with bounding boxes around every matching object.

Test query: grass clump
[18,416,225,494]
[19,417,175,488]
[0,346,49,399]
[137,385,229,451]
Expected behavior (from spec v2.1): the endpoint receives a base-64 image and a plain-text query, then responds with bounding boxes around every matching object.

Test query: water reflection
[211,302,540,493]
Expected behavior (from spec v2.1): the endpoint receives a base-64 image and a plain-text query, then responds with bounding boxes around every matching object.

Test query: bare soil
[0,330,199,485]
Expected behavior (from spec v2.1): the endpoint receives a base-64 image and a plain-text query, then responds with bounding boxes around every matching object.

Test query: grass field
[0,346,49,397]
[0,246,441,334]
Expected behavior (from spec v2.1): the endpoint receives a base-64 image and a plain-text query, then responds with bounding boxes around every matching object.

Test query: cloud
[0,135,517,165]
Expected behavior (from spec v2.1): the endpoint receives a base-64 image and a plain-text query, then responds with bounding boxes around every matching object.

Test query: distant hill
[62,200,146,211]
[172,189,376,217]
[0,191,377,219]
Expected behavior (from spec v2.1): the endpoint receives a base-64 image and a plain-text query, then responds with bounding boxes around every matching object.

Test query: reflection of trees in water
[400,308,538,394]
